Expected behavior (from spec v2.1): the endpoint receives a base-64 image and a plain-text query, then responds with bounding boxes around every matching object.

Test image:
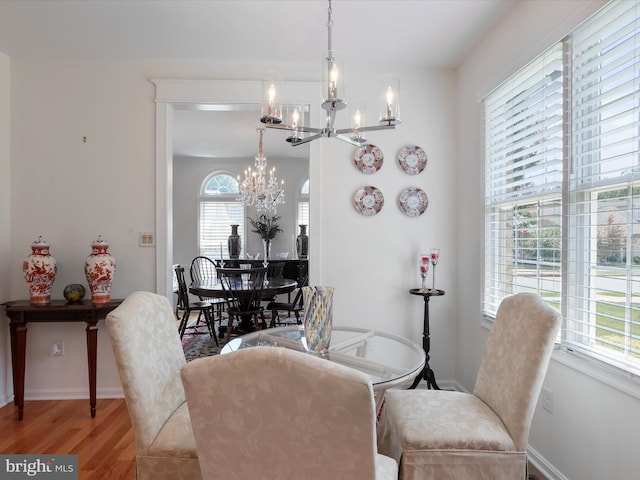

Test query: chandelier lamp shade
[259,0,400,147]
[237,128,285,213]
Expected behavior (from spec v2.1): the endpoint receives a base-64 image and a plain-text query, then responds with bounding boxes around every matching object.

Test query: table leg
[85,319,99,418]
[410,295,440,390]
[9,319,27,420]
[237,313,256,333]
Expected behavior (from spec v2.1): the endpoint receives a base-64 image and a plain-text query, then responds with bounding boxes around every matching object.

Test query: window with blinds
[484,43,564,315]
[483,0,640,377]
[297,178,310,228]
[199,173,245,258]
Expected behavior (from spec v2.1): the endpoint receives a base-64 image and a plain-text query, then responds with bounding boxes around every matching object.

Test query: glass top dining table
[221,325,426,397]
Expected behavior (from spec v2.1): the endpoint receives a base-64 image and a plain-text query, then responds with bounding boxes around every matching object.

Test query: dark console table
[2,299,123,420]
[408,289,445,390]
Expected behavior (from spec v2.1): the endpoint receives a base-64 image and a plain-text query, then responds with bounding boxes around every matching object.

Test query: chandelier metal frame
[259,0,400,148]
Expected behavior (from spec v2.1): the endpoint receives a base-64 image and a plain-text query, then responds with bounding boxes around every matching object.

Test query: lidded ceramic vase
[23,236,57,305]
[228,224,241,259]
[296,224,309,259]
[84,235,116,304]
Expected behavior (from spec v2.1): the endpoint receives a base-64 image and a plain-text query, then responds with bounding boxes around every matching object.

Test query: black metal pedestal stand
[408,288,445,390]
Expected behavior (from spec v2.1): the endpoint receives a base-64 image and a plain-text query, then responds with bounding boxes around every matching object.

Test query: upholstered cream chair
[106,291,201,480]
[378,292,561,480]
[181,347,398,480]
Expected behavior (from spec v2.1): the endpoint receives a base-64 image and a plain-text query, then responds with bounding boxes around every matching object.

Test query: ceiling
[0,0,516,159]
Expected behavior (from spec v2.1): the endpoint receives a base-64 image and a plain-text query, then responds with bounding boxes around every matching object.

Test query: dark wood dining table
[189,277,298,333]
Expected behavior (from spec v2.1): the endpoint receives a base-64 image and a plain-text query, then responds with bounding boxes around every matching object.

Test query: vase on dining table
[302,286,334,354]
[261,238,271,262]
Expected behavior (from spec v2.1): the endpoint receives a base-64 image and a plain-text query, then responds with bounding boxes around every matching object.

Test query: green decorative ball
[64,284,86,302]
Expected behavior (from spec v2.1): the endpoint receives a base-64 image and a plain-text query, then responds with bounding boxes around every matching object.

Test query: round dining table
[221,325,426,414]
[189,277,298,333]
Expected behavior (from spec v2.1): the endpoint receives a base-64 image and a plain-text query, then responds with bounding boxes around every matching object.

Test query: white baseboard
[23,387,124,400]
[0,394,12,408]
[527,445,568,480]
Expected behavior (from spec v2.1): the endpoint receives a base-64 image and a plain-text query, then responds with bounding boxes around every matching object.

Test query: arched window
[199,173,244,258]
[297,178,310,229]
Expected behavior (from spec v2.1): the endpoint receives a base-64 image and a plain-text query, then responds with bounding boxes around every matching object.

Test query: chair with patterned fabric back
[377,292,561,480]
[181,347,398,479]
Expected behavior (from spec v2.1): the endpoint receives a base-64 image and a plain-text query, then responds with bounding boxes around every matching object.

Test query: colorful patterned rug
[181,314,300,362]
[184,333,223,362]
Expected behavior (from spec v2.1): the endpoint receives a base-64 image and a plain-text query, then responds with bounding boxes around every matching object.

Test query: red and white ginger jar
[84,235,116,304]
[23,236,57,305]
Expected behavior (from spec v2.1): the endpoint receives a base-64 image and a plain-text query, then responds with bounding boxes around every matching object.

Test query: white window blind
[484,0,640,377]
[297,178,310,228]
[565,0,640,374]
[484,43,564,316]
[199,173,245,258]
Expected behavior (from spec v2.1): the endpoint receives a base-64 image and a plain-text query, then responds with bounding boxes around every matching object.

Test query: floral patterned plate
[354,186,384,216]
[354,144,383,174]
[398,187,428,217]
[398,144,427,175]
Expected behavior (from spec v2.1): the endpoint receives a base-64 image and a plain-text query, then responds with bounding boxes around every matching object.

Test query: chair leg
[269,309,278,328]
[203,308,214,339]
[207,307,219,347]
[225,314,234,342]
[178,310,189,339]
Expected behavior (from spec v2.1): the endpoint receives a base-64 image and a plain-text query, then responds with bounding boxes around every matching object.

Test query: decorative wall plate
[398,187,429,217]
[354,144,383,174]
[398,144,428,175]
[354,186,384,216]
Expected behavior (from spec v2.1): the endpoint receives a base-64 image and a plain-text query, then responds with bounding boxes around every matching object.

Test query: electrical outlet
[542,387,553,413]
[50,341,64,357]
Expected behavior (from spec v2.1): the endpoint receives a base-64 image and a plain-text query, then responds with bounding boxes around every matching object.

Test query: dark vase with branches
[248,214,282,262]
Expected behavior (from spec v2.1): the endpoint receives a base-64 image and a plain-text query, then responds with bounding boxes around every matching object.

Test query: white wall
[457,1,639,479]
[0,52,10,405]
[0,57,457,402]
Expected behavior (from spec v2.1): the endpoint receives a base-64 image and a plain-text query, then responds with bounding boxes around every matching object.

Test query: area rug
[182,314,300,362]
[184,334,223,362]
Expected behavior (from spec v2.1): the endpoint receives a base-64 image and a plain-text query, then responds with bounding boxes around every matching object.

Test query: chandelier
[259,0,400,147]
[237,128,285,213]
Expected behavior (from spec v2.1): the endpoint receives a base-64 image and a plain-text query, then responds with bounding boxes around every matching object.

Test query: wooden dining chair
[174,266,218,344]
[261,260,286,316]
[216,267,267,341]
[266,260,286,279]
[267,273,307,327]
[189,256,226,334]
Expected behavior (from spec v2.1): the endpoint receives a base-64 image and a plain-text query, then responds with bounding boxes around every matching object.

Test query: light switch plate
[139,232,155,247]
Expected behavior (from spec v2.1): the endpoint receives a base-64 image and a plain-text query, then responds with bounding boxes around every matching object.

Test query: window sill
[480,317,640,400]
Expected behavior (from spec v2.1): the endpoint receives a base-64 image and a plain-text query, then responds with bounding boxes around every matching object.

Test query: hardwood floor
[0,388,549,480]
[0,398,136,479]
